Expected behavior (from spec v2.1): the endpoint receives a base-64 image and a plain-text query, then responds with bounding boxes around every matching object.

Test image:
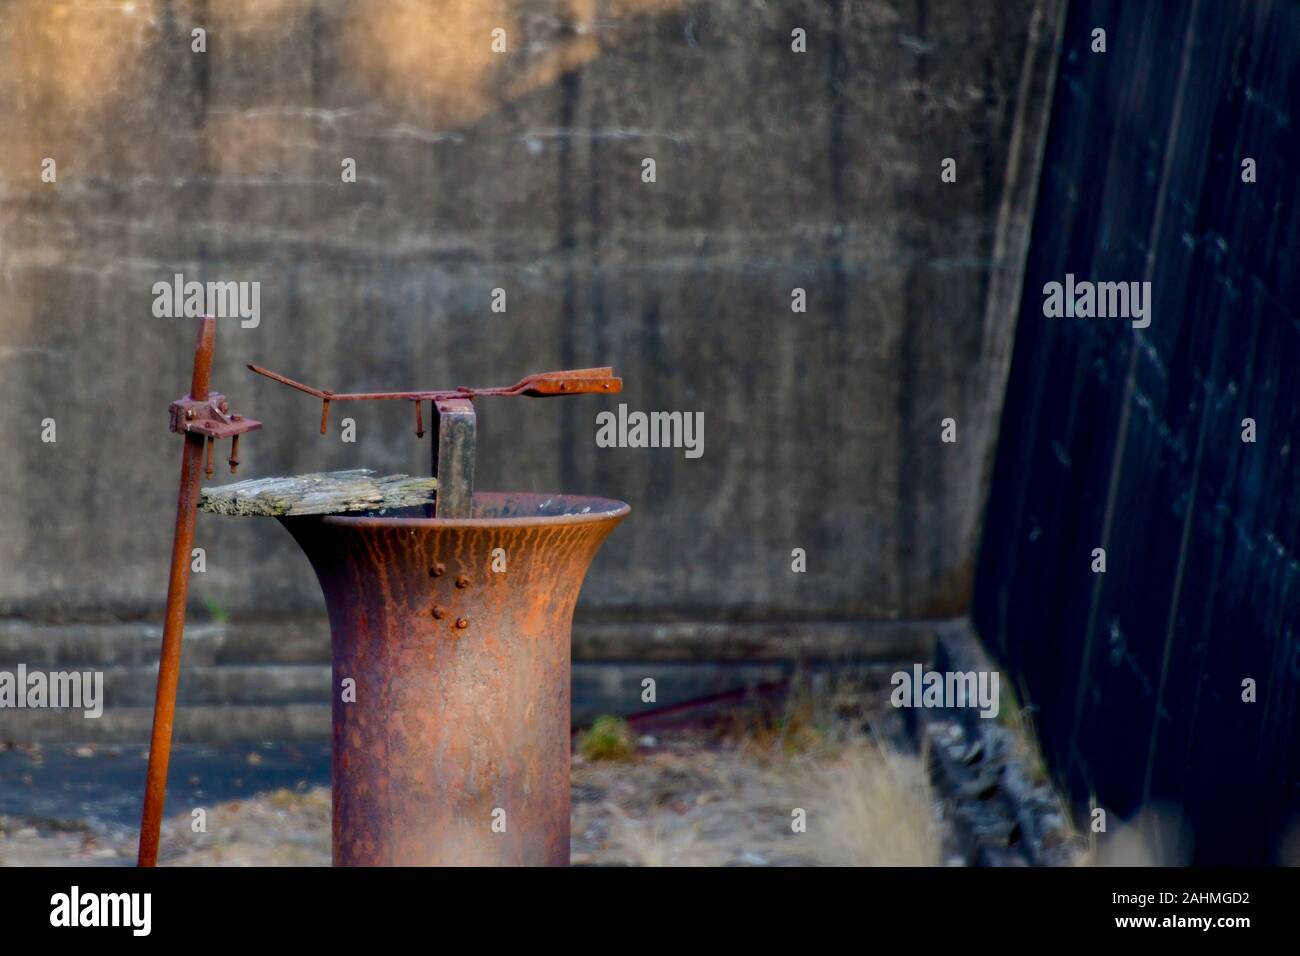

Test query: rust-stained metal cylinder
[281,492,628,866]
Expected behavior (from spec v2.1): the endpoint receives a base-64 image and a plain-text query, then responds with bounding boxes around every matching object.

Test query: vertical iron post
[138,317,259,866]
[138,317,214,867]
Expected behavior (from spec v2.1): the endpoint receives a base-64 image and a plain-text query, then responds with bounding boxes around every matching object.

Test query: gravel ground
[0,683,947,866]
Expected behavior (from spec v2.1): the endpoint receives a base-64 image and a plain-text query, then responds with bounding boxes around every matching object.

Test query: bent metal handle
[504,368,622,397]
[246,362,623,518]
[246,364,621,443]
[246,364,621,403]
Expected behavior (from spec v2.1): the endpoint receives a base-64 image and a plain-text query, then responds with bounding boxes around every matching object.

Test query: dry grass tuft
[590,674,941,866]
[790,737,939,866]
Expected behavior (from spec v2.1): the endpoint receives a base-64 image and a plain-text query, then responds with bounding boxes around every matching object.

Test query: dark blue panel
[974,0,1300,864]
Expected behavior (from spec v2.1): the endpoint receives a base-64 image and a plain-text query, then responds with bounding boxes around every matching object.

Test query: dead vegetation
[573,675,942,866]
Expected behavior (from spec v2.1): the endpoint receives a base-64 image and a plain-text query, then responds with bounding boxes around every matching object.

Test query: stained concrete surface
[0,0,1037,624]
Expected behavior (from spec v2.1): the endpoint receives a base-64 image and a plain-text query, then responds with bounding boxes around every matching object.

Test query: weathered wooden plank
[199,469,437,517]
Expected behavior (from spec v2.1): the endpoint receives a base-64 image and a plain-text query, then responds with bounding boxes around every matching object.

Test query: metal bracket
[169,392,261,439]
[168,392,262,476]
[432,398,475,518]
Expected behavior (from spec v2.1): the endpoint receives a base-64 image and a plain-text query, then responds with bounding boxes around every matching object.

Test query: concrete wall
[0,0,1035,623]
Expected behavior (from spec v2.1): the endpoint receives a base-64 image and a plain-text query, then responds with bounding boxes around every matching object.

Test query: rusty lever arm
[246,364,620,402]
[246,363,622,435]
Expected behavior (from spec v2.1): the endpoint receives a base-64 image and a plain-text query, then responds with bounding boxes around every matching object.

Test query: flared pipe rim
[316,491,630,530]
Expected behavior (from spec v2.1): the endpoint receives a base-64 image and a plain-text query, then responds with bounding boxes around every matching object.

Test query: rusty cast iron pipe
[280,493,628,866]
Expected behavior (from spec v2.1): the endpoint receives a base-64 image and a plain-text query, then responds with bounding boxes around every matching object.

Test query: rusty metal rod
[138,317,215,867]
[246,363,621,402]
